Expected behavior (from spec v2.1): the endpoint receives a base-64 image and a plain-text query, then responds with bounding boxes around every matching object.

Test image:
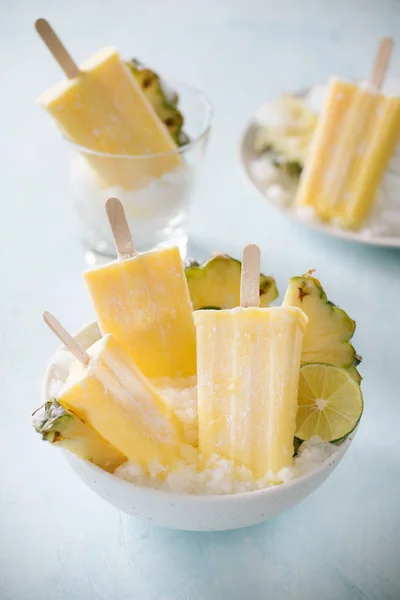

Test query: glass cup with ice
[67,83,213,264]
[35,21,213,264]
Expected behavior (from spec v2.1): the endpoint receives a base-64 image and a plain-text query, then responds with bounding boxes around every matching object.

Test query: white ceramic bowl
[43,322,355,531]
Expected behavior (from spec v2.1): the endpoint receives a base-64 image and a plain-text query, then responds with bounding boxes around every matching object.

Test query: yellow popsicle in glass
[37,26,182,189]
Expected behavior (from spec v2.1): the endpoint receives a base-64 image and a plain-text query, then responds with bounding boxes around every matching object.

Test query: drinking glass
[65,82,213,264]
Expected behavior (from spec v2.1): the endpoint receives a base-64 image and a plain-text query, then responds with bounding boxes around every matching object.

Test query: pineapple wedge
[282,271,359,370]
[33,400,126,472]
[126,59,185,146]
[186,254,278,310]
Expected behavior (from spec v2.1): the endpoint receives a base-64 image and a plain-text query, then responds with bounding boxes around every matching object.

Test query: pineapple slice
[282,271,358,369]
[33,400,126,472]
[185,254,278,310]
[126,59,185,146]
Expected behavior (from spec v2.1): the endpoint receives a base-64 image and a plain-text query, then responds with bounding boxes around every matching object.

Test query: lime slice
[296,363,363,442]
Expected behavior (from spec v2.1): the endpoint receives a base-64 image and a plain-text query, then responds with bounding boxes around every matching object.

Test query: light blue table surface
[1,1,400,598]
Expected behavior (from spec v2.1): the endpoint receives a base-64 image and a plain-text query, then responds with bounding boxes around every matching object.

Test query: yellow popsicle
[58,334,184,469]
[39,47,182,189]
[194,306,308,478]
[296,78,400,229]
[84,246,197,380]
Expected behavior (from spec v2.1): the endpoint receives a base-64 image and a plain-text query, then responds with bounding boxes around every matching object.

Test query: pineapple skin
[126,59,185,145]
[282,272,358,370]
[185,254,278,310]
[33,400,126,473]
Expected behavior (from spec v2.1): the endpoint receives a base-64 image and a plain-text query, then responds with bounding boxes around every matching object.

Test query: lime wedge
[296,363,363,442]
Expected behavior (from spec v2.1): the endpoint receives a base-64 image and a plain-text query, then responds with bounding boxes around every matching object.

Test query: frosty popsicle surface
[84,199,197,380]
[36,20,182,189]
[43,312,184,470]
[295,77,400,228]
[194,246,308,478]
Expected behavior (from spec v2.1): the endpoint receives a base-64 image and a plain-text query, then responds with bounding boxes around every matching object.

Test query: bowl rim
[43,320,355,503]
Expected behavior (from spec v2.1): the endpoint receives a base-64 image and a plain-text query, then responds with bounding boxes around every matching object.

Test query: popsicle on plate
[36,20,182,189]
[295,78,400,229]
[194,245,308,477]
[83,199,196,380]
[44,312,184,469]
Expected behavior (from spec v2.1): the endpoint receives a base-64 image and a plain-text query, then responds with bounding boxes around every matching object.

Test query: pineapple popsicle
[84,198,197,380]
[194,307,307,477]
[295,78,400,229]
[36,20,182,189]
[57,333,184,469]
[194,245,308,478]
[85,246,197,380]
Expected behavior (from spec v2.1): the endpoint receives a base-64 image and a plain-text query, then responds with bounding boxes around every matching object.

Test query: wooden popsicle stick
[43,311,90,367]
[35,18,80,79]
[240,244,261,308]
[106,197,137,259]
[370,37,394,89]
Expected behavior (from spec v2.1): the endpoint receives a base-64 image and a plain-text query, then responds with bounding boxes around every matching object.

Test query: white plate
[240,92,400,249]
[42,321,356,532]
